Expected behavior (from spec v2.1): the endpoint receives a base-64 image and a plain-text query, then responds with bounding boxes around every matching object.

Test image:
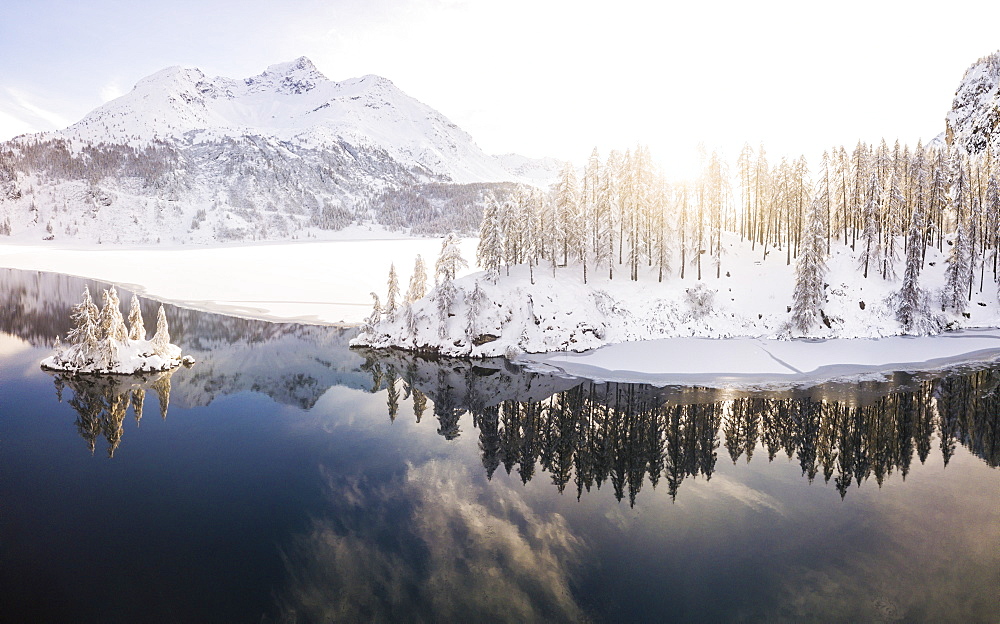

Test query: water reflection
[1,268,369,411]
[48,369,174,457]
[361,350,1000,504]
[276,460,586,623]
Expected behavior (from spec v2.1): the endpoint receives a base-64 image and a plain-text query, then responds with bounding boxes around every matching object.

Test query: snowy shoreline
[7,238,1000,386]
[518,329,1000,388]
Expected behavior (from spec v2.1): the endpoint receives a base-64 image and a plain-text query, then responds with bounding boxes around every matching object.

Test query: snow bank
[519,329,1000,388]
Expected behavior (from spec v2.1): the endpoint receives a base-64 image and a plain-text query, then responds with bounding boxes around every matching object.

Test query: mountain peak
[245,56,327,95]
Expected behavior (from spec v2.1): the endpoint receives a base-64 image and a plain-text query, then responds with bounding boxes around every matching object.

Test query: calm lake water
[1,268,999,623]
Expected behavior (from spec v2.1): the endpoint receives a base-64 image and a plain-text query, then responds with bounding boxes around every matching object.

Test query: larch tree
[883,164,905,279]
[858,168,883,278]
[596,150,621,279]
[554,162,580,275]
[896,186,935,334]
[583,147,601,254]
[986,173,1000,283]
[943,150,972,313]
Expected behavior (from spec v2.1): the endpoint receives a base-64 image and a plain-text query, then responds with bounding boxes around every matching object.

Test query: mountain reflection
[361,350,1000,504]
[48,369,174,457]
[1,268,368,410]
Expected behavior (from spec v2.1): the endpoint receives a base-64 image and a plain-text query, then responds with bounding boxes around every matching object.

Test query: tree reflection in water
[359,349,1000,504]
[48,369,174,457]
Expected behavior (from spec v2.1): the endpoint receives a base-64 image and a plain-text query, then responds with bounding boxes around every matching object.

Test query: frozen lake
[1,268,998,622]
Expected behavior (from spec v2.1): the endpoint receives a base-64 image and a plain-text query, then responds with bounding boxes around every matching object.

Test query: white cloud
[0,108,38,142]
[100,80,125,103]
[1,88,71,133]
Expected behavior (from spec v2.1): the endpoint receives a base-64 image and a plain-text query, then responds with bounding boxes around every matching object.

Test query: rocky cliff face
[946,51,1000,154]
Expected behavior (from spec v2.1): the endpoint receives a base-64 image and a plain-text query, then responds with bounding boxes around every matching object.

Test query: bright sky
[2,0,999,172]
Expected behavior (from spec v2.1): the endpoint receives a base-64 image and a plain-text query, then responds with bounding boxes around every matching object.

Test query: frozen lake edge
[517,329,1000,388]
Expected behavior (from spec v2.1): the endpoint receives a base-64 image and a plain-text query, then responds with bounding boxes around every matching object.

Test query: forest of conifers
[476,141,1000,333]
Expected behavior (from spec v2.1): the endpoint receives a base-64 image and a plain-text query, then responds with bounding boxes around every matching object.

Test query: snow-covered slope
[353,232,1000,358]
[0,57,555,244]
[55,57,512,184]
[946,50,1000,154]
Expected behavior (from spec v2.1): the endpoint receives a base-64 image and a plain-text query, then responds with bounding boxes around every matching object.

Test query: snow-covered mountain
[0,57,562,244]
[946,50,1000,154]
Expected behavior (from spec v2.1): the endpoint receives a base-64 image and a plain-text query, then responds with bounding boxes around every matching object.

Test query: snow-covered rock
[946,50,1000,154]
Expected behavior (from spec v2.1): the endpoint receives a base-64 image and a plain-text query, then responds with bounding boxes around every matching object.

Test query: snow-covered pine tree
[943,150,972,313]
[97,286,128,369]
[500,191,523,272]
[465,279,488,339]
[128,294,145,341]
[406,255,427,303]
[927,147,950,256]
[538,189,559,276]
[791,192,828,335]
[435,232,468,284]
[476,192,504,283]
[705,150,729,277]
[987,173,1000,284]
[554,162,580,276]
[385,263,400,317]
[361,292,382,336]
[858,167,883,278]
[896,183,936,334]
[102,286,128,342]
[152,305,171,356]
[653,178,673,282]
[436,279,457,339]
[849,141,869,249]
[67,286,100,366]
[597,150,622,279]
[883,163,905,279]
[737,143,754,241]
[584,147,601,253]
[525,188,544,285]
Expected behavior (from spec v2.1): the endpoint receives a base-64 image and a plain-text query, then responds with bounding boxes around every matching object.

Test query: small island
[41,285,192,374]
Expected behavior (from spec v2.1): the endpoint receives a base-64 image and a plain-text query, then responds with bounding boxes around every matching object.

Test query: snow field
[0,237,479,324]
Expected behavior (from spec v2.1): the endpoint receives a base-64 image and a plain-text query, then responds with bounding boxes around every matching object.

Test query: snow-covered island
[41,285,192,374]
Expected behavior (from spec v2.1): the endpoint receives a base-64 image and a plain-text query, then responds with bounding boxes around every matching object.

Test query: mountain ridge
[0,57,563,244]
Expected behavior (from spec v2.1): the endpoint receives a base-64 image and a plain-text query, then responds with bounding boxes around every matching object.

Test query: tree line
[361,353,1000,505]
[476,141,1000,334]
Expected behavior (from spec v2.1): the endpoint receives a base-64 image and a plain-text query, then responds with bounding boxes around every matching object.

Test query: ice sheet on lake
[519,329,1000,387]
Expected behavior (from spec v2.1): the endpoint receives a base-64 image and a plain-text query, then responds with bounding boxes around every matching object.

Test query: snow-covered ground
[7,233,1000,386]
[356,232,1000,354]
[0,237,478,324]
